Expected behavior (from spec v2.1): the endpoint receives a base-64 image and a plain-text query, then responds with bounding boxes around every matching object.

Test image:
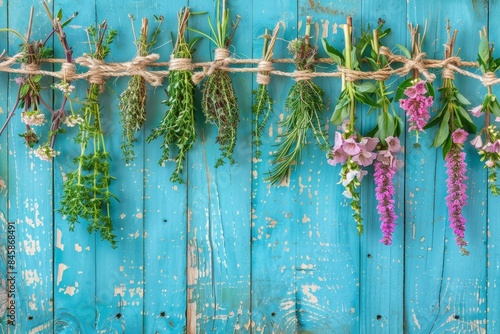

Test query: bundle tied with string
[201,46,239,167]
[265,18,329,185]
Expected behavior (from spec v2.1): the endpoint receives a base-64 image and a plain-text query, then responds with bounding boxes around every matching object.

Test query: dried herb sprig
[324,17,380,234]
[265,17,329,185]
[424,25,473,254]
[118,15,163,164]
[147,8,198,183]
[252,23,280,159]
[469,27,500,195]
[190,0,241,167]
[59,21,119,247]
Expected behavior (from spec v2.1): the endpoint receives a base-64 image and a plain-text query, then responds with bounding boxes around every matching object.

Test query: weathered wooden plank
[295,1,363,333]
[486,1,500,332]
[141,1,189,333]
[250,1,300,332]
[5,1,55,332]
[186,0,252,332]
[52,1,98,332]
[0,0,8,331]
[358,1,406,333]
[405,1,488,333]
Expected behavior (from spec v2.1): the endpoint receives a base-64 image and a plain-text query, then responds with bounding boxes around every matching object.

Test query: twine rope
[2,48,500,88]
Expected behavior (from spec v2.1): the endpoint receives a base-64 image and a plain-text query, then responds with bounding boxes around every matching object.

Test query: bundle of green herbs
[118,15,163,164]
[190,0,241,167]
[0,5,78,159]
[59,21,119,247]
[265,17,329,185]
[147,8,198,183]
[252,23,280,159]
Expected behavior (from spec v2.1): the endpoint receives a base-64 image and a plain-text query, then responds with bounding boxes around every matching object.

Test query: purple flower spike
[452,129,468,144]
[399,81,433,133]
[375,160,398,245]
[445,145,469,253]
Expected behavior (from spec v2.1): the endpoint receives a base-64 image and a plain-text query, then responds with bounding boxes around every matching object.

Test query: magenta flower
[386,136,401,153]
[399,81,433,133]
[343,138,361,155]
[445,145,469,253]
[452,129,468,144]
[374,159,398,245]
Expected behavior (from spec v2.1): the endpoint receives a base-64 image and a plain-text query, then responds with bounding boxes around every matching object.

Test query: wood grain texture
[0,1,499,333]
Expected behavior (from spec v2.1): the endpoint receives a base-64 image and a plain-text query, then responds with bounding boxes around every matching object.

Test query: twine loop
[22,62,41,73]
[192,48,232,84]
[483,71,498,87]
[169,56,193,71]
[293,70,315,82]
[256,60,273,85]
[441,57,461,80]
[61,62,77,81]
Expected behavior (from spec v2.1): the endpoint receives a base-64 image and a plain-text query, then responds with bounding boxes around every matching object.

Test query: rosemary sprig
[59,21,119,247]
[252,23,280,159]
[190,0,241,167]
[147,8,198,183]
[265,17,329,185]
[118,15,163,164]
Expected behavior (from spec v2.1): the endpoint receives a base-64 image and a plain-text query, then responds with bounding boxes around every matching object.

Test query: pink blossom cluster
[327,132,379,167]
[374,136,403,245]
[446,130,469,253]
[399,81,433,133]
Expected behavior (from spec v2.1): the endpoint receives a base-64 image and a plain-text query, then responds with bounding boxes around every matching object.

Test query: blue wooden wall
[0,0,498,333]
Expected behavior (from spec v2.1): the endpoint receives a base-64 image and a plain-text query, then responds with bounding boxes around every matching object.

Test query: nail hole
[116,313,122,319]
[367,254,372,258]
[163,219,167,223]
[169,320,174,327]
[28,316,33,320]
[454,315,460,320]
[376,315,382,320]
[271,312,276,317]
[160,311,166,317]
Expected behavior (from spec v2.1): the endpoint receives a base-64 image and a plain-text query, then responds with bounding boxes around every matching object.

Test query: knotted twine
[192,48,231,85]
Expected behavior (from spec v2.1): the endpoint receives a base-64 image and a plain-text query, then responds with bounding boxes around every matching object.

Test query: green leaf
[395,77,414,101]
[322,38,344,65]
[455,106,477,134]
[357,81,377,93]
[395,44,411,59]
[20,83,30,98]
[455,92,471,106]
[442,134,453,159]
[331,104,349,125]
[424,106,446,130]
[355,91,380,108]
[425,81,435,98]
[478,35,490,72]
[490,98,500,117]
[56,9,63,20]
[432,111,450,148]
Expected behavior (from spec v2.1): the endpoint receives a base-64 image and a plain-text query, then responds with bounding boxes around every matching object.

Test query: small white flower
[21,110,46,126]
[64,114,84,127]
[342,189,353,199]
[54,80,75,95]
[34,145,59,161]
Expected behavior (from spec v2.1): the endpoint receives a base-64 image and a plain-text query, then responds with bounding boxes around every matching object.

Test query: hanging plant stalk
[469,27,500,195]
[323,17,380,234]
[265,16,329,185]
[59,21,119,247]
[190,0,241,167]
[252,22,280,159]
[118,15,163,164]
[424,26,475,255]
[147,8,198,183]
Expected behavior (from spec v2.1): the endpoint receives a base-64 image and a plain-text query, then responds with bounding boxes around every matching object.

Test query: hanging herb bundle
[252,23,280,159]
[147,8,198,183]
[424,26,476,255]
[190,0,241,167]
[59,21,119,247]
[469,27,500,195]
[265,17,329,185]
[323,17,380,234]
[359,22,404,245]
[0,5,78,159]
[118,15,163,164]
[394,23,435,144]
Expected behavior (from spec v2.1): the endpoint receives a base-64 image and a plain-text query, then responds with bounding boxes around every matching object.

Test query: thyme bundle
[252,23,280,159]
[265,17,329,185]
[191,0,241,167]
[59,21,119,247]
[118,15,163,164]
[147,8,198,183]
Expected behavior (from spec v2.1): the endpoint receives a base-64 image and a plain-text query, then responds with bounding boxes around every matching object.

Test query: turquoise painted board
[0,0,499,333]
